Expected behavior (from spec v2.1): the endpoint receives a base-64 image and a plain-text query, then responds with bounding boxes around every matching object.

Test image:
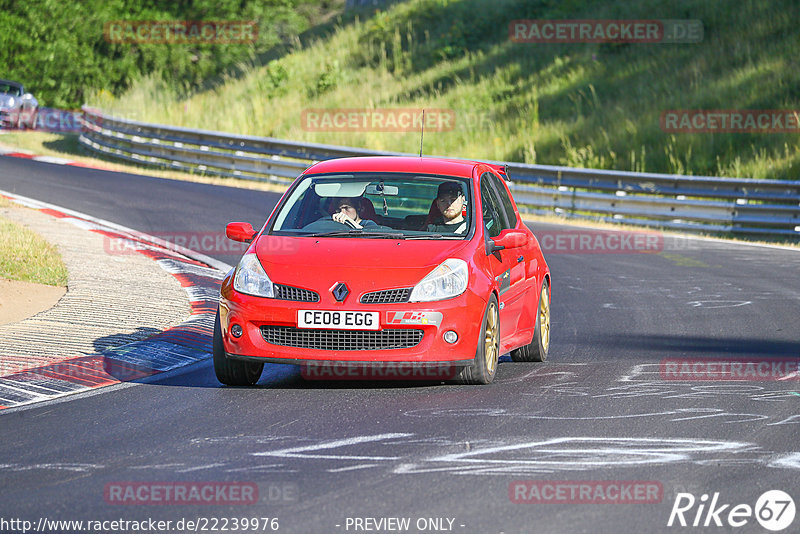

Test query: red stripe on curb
[2,147,119,172]
[137,248,210,268]
[39,208,69,219]
[191,301,218,315]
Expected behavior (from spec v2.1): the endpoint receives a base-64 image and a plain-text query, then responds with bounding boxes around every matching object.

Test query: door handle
[517,256,524,263]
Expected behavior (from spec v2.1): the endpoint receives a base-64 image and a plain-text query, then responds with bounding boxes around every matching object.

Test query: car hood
[254,235,472,290]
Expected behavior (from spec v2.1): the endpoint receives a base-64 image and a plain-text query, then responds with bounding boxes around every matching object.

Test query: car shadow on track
[585,333,799,359]
[148,356,518,390]
[93,324,520,390]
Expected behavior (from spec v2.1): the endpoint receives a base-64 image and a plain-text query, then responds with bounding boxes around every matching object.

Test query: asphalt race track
[1,155,798,533]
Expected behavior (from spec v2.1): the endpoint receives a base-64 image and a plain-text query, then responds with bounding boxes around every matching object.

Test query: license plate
[297,310,380,330]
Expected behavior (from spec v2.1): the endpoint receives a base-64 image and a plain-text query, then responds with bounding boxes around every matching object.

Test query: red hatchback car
[214,156,551,385]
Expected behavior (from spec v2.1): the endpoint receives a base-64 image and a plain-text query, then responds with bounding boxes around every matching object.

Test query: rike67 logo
[668,490,795,530]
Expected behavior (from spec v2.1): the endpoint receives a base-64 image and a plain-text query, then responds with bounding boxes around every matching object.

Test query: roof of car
[304,156,485,178]
[0,79,23,87]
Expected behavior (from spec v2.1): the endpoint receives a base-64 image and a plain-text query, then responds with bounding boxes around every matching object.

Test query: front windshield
[0,82,23,96]
[270,173,472,239]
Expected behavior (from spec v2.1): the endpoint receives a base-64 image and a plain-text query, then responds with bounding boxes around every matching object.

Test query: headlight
[409,258,468,302]
[233,253,274,298]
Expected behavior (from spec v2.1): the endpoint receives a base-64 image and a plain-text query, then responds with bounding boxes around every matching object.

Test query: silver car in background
[0,79,38,129]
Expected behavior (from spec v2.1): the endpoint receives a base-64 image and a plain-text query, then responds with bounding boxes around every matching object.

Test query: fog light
[231,324,243,338]
[443,330,458,344]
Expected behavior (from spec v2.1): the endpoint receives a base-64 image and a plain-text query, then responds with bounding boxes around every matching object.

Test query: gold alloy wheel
[539,284,551,353]
[484,301,499,374]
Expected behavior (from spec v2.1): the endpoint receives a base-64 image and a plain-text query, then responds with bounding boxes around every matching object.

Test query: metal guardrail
[79,106,800,238]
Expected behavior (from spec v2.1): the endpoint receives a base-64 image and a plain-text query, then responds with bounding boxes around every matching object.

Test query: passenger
[427,182,467,234]
[331,197,377,229]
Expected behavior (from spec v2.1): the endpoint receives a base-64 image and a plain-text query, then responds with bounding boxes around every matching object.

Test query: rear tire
[213,309,263,386]
[510,278,550,362]
[455,294,499,385]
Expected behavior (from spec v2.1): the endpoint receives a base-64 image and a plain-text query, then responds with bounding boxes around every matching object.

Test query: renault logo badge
[331,282,349,302]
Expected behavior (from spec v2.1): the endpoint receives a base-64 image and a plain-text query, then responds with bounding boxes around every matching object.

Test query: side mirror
[226,222,256,243]
[487,228,528,254]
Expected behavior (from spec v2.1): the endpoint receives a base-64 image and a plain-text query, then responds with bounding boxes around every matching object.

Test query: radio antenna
[419,109,425,157]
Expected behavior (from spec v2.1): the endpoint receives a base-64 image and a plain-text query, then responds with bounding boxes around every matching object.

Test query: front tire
[510,278,550,362]
[24,109,38,130]
[455,294,500,384]
[213,308,263,386]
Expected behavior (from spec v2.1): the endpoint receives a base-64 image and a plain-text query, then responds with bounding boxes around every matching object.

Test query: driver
[427,182,467,234]
[331,197,377,229]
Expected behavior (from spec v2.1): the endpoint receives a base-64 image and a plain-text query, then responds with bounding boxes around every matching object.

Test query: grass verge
[0,200,69,286]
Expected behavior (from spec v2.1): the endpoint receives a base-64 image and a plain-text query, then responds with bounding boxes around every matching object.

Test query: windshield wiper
[402,234,463,240]
[305,230,463,239]
[308,230,406,238]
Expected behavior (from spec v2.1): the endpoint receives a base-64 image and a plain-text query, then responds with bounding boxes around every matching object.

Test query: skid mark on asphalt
[501,364,798,403]
[658,253,715,268]
[392,437,754,475]
[1,432,797,477]
[770,453,800,469]
[252,433,414,461]
[687,300,751,308]
[404,407,770,424]
[237,434,793,476]
[768,415,800,425]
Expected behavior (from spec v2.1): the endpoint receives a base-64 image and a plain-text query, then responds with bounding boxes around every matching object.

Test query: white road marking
[327,464,379,473]
[253,433,413,461]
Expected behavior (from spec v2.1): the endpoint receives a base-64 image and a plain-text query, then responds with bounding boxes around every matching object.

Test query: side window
[480,176,505,238]
[488,172,518,228]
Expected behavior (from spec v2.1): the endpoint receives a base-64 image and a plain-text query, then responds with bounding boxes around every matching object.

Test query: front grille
[260,326,423,351]
[360,288,411,304]
[273,283,320,302]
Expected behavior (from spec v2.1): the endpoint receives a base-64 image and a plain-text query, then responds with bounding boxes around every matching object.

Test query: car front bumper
[219,284,488,365]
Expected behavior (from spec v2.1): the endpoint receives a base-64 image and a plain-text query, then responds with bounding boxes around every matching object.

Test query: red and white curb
[0,191,233,411]
[0,145,108,171]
